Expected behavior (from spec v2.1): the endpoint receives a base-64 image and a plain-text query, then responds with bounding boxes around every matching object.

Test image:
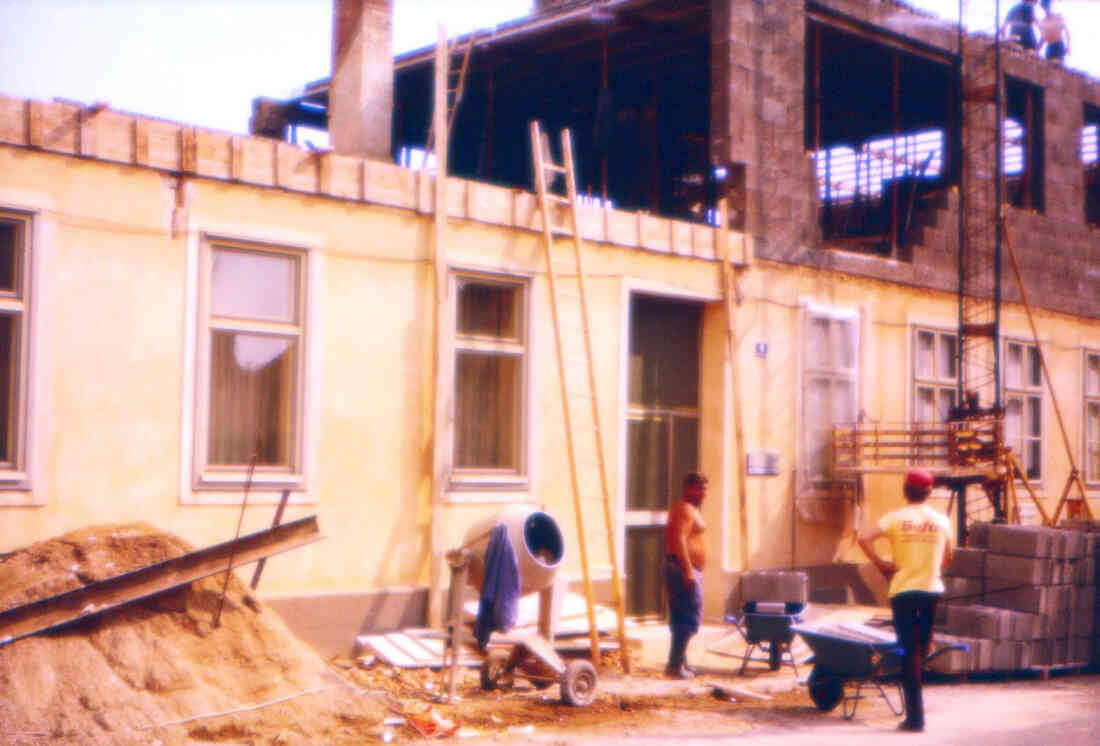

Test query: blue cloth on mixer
[475,524,521,649]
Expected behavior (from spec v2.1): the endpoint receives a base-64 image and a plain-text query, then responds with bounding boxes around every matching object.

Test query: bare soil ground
[1,524,1097,745]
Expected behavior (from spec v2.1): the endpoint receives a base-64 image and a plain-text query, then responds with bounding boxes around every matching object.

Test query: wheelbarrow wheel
[480,650,513,691]
[560,660,597,706]
[808,665,843,712]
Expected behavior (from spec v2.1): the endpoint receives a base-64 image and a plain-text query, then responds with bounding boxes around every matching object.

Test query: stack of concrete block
[931,522,1098,673]
[739,570,809,606]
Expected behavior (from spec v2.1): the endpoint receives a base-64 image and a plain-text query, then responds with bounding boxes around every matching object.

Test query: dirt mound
[0,524,385,745]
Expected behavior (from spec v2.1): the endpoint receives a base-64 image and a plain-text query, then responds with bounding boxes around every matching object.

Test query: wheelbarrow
[708,601,806,675]
[792,622,967,720]
[478,631,598,707]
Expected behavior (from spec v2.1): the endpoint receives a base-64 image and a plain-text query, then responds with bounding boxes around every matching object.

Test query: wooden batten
[229,135,245,181]
[78,110,96,158]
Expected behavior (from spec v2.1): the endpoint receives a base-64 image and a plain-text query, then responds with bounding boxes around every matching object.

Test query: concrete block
[1049,530,1068,560]
[1060,530,1087,560]
[739,570,808,605]
[1069,637,1092,664]
[1051,638,1068,665]
[967,522,991,548]
[1009,610,1044,640]
[987,524,1052,557]
[964,636,993,671]
[945,604,1014,640]
[1069,607,1094,638]
[1074,558,1096,586]
[990,640,1031,670]
[985,585,1051,615]
[1031,639,1052,666]
[946,547,986,578]
[944,576,982,604]
[927,633,974,674]
[984,553,1053,585]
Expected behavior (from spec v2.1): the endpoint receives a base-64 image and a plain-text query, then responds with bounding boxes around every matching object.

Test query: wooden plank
[0,515,322,647]
[385,632,438,663]
[361,634,418,667]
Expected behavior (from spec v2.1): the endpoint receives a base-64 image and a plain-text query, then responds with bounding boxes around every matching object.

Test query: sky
[0,0,1098,136]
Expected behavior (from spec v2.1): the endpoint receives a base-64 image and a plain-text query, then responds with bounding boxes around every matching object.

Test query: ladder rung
[546,194,572,205]
[543,163,568,175]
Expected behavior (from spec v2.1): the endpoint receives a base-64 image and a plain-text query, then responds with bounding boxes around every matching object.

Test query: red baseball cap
[905,469,935,489]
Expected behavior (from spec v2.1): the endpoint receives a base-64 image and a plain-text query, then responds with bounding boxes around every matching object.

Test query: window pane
[835,318,857,370]
[212,248,298,323]
[1005,397,1022,445]
[671,416,699,494]
[1087,354,1100,396]
[939,334,957,379]
[916,331,934,378]
[454,352,520,469]
[1089,402,1100,441]
[0,314,14,462]
[0,221,17,292]
[457,281,521,340]
[1027,440,1041,479]
[627,417,669,510]
[1006,343,1022,387]
[208,332,296,467]
[938,388,956,422]
[807,317,830,369]
[1027,346,1042,387]
[916,386,935,423]
[835,379,857,423]
[1027,396,1041,437]
[807,377,831,479]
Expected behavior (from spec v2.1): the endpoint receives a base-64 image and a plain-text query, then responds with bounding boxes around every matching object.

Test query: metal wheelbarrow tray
[792,622,967,720]
[709,601,806,675]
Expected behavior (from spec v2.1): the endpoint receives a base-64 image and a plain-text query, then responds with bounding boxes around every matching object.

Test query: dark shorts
[664,556,702,633]
[1045,41,1066,60]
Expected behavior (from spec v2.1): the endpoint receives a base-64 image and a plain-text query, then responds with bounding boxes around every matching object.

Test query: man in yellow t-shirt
[857,469,953,733]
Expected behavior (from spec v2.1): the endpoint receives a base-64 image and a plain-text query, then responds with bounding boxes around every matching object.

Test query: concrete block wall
[936,522,1098,672]
[727,0,1100,321]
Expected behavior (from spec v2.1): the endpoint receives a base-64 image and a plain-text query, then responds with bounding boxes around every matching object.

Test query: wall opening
[805,20,957,259]
[1004,77,1044,213]
[1084,103,1099,227]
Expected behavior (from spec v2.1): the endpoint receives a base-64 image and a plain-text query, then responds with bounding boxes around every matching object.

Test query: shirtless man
[1038,0,1070,63]
[663,472,707,679]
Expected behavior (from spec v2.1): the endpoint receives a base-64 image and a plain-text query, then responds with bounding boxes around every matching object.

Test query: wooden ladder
[529,120,630,672]
[425,31,477,159]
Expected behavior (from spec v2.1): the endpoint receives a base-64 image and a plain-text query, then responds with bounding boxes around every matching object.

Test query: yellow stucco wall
[3,140,1100,624]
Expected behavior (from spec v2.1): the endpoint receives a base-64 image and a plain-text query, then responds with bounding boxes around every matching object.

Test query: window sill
[191,470,306,497]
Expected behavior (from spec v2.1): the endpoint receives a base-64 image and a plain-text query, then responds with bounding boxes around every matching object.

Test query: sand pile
[0,523,386,745]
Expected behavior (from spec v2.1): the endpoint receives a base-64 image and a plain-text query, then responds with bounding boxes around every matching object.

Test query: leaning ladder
[425,31,477,159]
[529,121,630,672]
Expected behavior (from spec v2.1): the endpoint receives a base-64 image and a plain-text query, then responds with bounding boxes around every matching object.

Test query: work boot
[665,664,695,679]
[897,720,924,733]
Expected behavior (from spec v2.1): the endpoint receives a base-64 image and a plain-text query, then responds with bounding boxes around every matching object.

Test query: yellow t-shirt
[877,503,951,598]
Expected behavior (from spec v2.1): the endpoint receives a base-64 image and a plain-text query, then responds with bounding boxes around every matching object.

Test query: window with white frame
[197,240,305,488]
[913,328,957,423]
[452,275,527,484]
[913,328,956,465]
[1004,339,1042,481]
[0,212,29,488]
[1084,351,1100,485]
[803,308,859,491]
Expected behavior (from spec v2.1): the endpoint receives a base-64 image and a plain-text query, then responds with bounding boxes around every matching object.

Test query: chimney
[330,0,393,159]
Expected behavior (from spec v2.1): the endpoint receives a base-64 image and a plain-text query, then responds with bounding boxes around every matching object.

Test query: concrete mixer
[445,504,598,707]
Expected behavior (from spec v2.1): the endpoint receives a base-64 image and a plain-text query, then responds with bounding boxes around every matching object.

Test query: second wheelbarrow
[792,622,967,721]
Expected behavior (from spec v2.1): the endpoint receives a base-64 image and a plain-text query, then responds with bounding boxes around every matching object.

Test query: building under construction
[1,0,1099,658]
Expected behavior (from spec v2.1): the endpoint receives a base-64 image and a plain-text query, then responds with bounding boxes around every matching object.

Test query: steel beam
[0,516,321,647]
